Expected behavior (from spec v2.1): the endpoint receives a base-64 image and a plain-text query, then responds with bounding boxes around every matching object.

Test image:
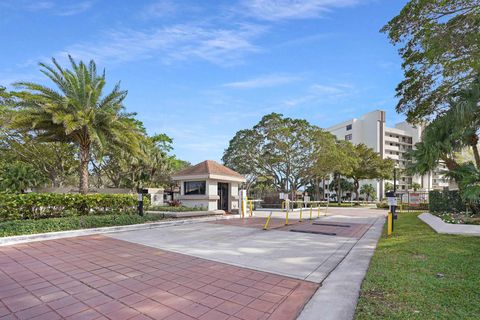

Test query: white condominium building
[327,110,448,200]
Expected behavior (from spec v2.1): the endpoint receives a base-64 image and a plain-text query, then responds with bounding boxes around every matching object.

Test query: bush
[429,190,466,213]
[0,213,163,237]
[0,193,150,221]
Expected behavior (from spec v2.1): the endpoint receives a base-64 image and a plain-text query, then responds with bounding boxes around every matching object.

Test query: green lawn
[355,212,480,320]
[0,213,165,237]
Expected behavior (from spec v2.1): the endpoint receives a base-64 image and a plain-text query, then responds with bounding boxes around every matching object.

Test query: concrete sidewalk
[419,213,480,236]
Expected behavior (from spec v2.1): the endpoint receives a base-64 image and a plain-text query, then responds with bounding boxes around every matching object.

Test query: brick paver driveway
[0,235,318,320]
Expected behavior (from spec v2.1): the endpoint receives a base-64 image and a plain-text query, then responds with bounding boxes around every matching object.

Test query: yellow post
[317,206,320,218]
[249,200,253,217]
[299,207,303,222]
[241,200,245,219]
[285,209,289,225]
[387,212,393,236]
[263,211,272,230]
[309,205,313,220]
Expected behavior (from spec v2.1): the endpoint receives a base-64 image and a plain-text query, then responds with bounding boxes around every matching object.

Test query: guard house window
[184,181,206,195]
[346,124,352,131]
[345,134,352,141]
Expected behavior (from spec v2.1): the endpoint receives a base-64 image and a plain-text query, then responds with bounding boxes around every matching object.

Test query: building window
[346,124,352,131]
[345,134,352,141]
[184,181,206,195]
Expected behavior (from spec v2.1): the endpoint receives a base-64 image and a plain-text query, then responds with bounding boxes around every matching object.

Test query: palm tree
[10,56,142,194]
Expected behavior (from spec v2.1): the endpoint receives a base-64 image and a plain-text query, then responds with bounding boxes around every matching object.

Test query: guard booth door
[217,183,229,211]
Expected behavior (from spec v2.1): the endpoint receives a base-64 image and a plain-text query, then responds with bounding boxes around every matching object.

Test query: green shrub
[0,193,150,221]
[429,190,466,213]
[0,213,163,237]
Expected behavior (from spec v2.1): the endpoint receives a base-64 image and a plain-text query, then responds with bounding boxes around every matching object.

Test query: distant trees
[360,184,376,202]
[223,113,318,198]
[223,113,391,201]
[348,144,394,200]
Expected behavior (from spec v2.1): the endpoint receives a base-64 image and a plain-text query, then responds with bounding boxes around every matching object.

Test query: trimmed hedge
[0,213,163,237]
[429,190,466,213]
[0,193,150,221]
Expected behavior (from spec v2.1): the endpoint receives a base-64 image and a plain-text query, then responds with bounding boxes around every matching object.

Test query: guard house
[172,160,246,212]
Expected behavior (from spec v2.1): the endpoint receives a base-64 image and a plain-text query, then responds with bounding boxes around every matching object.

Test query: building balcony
[385,136,399,143]
[385,154,400,160]
[385,144,399,152]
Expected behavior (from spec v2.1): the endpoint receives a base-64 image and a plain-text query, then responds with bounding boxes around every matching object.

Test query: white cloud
[139,0,177,19]
[56,1,94,16]
[223,74,301,89]
[58,23,266,66]
[283,83,355,107]
[1,0,93,15]
[242,0,361,21]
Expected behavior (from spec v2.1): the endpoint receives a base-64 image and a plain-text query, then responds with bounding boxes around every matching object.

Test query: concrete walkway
[108,208,387,319]
[419,213,480,236]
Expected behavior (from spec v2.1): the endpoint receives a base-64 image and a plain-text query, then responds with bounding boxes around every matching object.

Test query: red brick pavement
[209,218,371,238]
[0,235,318,319]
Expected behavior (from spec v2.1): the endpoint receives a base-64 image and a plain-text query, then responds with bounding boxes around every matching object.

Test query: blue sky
[0,0,408,164]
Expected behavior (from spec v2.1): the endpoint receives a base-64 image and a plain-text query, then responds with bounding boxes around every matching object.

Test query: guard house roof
[172,160,246,183]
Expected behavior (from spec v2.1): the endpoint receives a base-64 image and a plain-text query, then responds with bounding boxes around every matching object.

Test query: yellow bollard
[263,211,272,230]
[317,206,320,218]
[299,207,303,222]
[241,200,245,219]
[387,212,393,236]
[249,201,253,217]
[285,209,289,225]
[309,205,312,220]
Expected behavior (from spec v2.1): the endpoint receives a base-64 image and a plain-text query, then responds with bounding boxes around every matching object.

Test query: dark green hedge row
[0,193,150,221]
[0,213,163,237]
[429,190,466,213]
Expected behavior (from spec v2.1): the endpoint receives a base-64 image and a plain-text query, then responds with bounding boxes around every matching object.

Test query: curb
[418,213,480,236]
[0,215,240,246]
[298,216,385,320]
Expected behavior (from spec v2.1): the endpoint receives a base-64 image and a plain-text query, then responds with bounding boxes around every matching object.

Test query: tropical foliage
[0,193,148,221]
[382,0,480,122]
[360,184,376,201]
[224,113,391,202]
[0,57,187,194]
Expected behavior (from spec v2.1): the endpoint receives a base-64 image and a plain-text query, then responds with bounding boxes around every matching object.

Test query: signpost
[137,188,149,216]
[385,190,397,235]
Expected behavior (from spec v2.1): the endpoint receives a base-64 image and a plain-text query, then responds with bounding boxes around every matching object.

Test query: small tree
[0,162,46,193]
[360,184,376,202]
[410,182,421,191]
[384,182,394,192]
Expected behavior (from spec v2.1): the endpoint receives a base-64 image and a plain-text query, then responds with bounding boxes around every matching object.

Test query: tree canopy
[0,57,186,193]
[347,144,394,200]
[382,0,480,122]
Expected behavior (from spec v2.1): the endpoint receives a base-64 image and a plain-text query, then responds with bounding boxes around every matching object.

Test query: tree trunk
[354,179,360,201]
[314,178,320,201]
[336,174,341,204]
[79,144,90,194]
[322,179,326,201]
[468,134,480,169]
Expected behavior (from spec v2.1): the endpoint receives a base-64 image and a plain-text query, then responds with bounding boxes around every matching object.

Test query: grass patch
[0,214,165,237]
[355,212,480,319]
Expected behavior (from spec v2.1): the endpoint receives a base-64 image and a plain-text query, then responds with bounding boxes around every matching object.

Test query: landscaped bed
[0,213,166,237]
[434,211,480,225]
[355,212,480,319]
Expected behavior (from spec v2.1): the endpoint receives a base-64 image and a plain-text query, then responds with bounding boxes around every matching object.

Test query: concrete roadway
[107,207,386,319]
